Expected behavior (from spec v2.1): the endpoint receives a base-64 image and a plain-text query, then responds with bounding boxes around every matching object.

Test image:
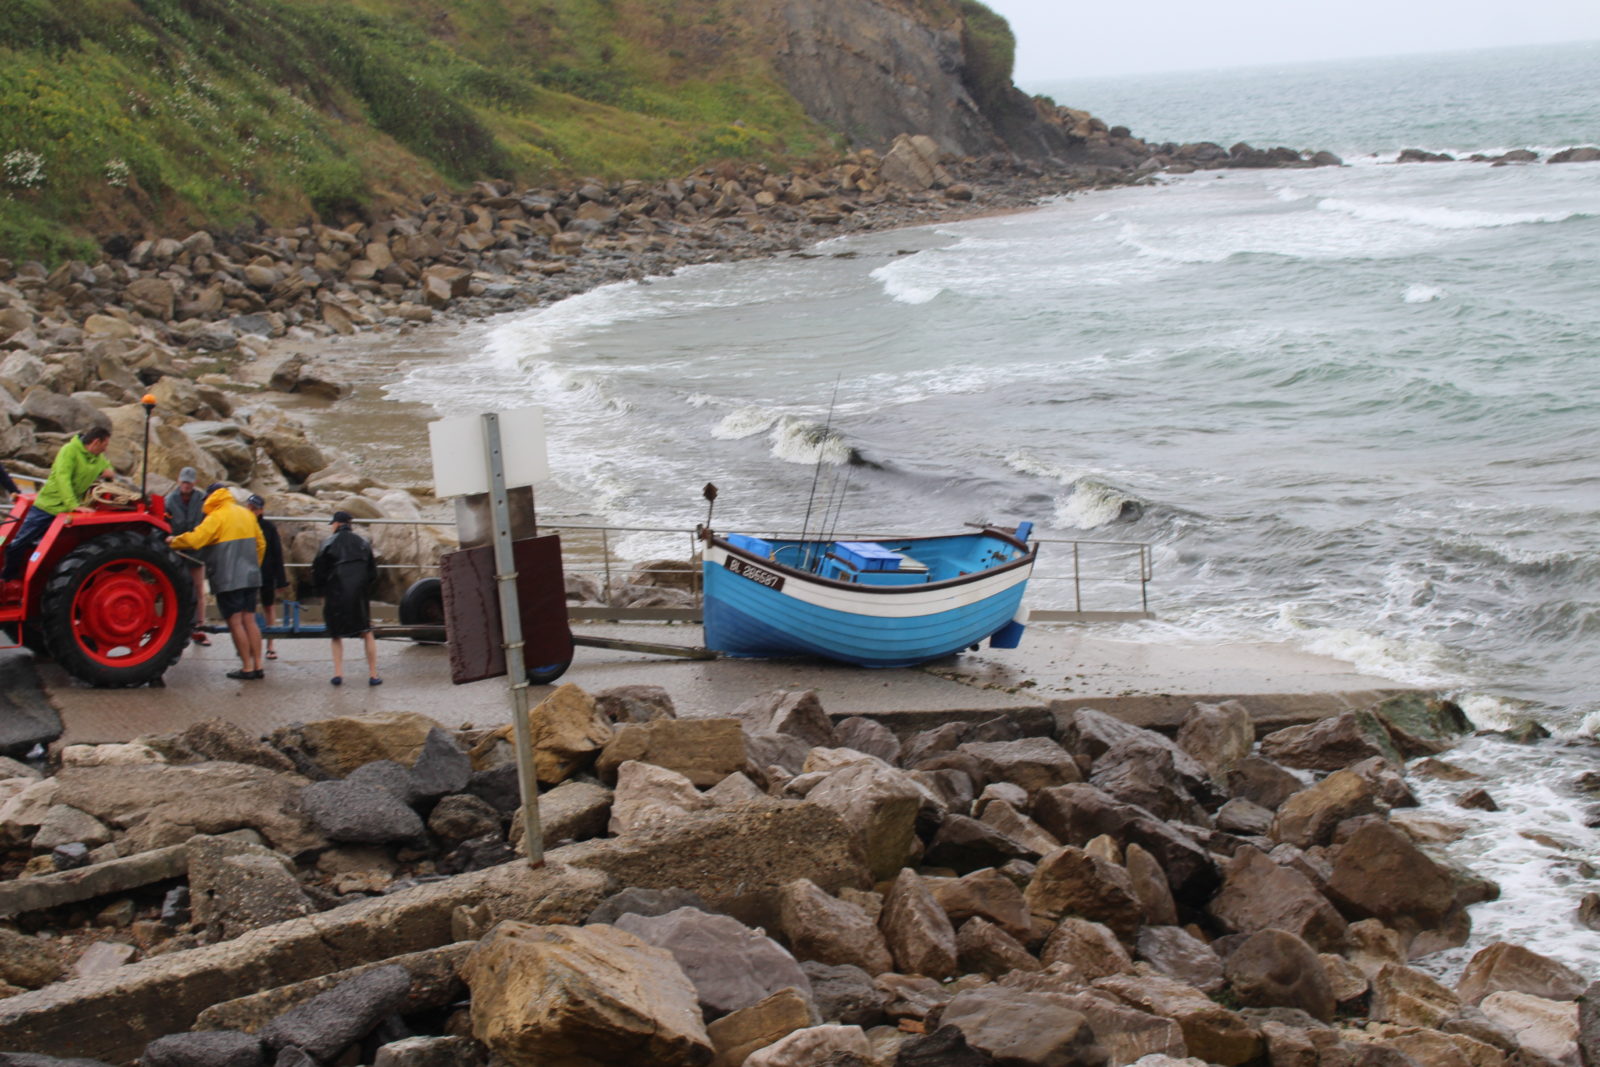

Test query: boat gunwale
[702,528,1037,596]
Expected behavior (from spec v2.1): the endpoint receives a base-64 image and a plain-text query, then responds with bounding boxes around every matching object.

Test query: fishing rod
[796,375,842,573]
[819,460,856,556]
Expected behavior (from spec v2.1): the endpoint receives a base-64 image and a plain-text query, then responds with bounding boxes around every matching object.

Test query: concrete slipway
[33,622,1417,744]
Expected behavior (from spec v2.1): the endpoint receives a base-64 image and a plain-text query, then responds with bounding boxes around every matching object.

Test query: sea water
[369,41,1600,975]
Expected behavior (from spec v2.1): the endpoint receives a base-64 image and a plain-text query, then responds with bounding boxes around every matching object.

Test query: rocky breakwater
[1,685,1596,1067]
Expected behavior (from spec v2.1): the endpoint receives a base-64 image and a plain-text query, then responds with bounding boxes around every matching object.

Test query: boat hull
[702,539,1032,668]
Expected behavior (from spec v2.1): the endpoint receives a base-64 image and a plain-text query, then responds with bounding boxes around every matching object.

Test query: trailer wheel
[527,661,570,685]
[398,577,445,642]
[40,531,196,687]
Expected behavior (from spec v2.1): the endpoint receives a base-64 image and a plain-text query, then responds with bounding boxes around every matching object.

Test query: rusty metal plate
[440,534,574,685]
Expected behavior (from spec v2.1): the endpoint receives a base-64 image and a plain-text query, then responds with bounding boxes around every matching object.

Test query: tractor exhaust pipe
[138,394,156,500]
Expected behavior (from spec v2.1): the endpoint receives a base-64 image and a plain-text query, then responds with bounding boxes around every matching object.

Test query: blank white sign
[427,407,550,498]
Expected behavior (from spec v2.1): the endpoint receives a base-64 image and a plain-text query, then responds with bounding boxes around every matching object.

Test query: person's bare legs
[191,567,205,626]
[243,614,263,672]
[225,612,253,671]
[262,599,276,657]
[362,631,379,681]
[330,636,344,683]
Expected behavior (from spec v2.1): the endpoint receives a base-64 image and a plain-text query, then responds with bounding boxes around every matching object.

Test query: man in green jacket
[1,426,114,582]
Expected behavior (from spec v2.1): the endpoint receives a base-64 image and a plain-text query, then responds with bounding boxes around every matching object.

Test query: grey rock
[586,886,709,926]
[176,719,296,774]
[260,965,411,1061]
[300,779,425,844]
[832,717,901,764]
[594,685,677,724]
[1137,924,1225,992]
[31,805,113,851]
[346,760,418,805]
[0,1054,118,1066]
[373,1035,485,1067]
[408,728,470,800]
[614,905,812,1019]
[141,1030,265,1067]
[466,763,521,813]
[800,961,889,1027]
[941,986,1104,1066]
[0,657,62,758]
[188,834,312,940]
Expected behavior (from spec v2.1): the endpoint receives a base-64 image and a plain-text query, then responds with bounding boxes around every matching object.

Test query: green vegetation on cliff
[0,0,1017,261]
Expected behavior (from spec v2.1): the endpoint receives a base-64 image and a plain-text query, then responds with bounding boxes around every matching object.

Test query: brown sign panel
[440,534,575,685]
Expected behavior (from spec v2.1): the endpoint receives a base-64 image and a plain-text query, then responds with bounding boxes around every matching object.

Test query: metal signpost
[428,407,550,867]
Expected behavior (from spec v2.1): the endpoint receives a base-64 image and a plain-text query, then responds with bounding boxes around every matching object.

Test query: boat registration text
[725,557,786,591]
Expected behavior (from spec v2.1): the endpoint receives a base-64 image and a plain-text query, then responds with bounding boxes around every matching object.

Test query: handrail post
[1073,542,1082,614]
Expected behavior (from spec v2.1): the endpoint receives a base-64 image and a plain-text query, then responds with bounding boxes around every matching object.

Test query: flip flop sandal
[191,632,211,646]
[265,650,278,660]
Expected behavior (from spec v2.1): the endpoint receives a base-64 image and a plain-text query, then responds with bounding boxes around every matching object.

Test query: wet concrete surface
[29,621,1419,745]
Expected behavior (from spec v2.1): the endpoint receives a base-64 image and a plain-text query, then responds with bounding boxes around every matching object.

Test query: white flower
[3,149,46,189]
[105,158,130,188]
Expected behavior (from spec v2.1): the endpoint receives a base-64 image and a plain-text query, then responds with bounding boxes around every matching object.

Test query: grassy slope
[0,0,1014,262]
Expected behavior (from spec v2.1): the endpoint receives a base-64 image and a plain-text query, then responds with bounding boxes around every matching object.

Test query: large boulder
[705,989,816,1067]
[596,718,745,787]
[1041,918,1134,979]
[1369,962,1462,1027]
[778,879,893,975]
[1259,710,1402,771]
[562,803,871,932]
[1033,784,1217,905]
[1223,929,1336,1021]
[879,869,958,979]
[743,1024,872,1067]
[529,685,613,784]
[1137,926,1224,993]
[270,712,443,779]
[188,833,313,940]
[1207,846,1347,950]
[260,965,411,1062]
[929,867,1032,941]
[1025,846,1143,939]
[1457,943,1586,1006]
[1271,769,1381,848]
[956,916,1042,978]
[1175,700,1255,781]
[462,922,714,1066]
[51,762,324,855]
[1094,972,1262,1066]
[301,778,424,845]
[958,737,1081,798]
[1324,817,1469,951]
[608,760,714,836]
[1369,695,1472,756]
[731,689,838,750]
[803,760,922,881]
[939,987,1105,1066]
[1479,991,1580,1065]
[0,926,66,990]
[1031,990,1186,1066]
[1089,736,1210,823]
[613,906,812,1019]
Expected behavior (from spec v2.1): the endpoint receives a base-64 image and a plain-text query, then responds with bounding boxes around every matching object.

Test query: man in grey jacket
[164,467,208,643]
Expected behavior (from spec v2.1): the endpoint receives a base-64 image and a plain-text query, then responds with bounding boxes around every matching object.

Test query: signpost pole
[481,412,544,866]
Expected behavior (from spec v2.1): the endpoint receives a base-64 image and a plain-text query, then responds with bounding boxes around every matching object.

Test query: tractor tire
[39,531,197,688]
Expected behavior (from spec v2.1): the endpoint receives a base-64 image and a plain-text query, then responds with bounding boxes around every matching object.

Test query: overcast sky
[983,0,1600,83]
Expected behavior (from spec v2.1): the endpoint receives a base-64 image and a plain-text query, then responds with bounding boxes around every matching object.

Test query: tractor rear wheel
[40,531,197,687]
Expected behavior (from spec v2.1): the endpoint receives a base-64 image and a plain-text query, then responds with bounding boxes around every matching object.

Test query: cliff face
[754,0,1081,160]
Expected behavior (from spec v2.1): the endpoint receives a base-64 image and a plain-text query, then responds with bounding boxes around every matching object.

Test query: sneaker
[330,676,343,686]
[368,676,383,687]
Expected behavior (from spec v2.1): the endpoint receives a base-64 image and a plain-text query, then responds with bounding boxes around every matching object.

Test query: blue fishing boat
[699,524,1037,668]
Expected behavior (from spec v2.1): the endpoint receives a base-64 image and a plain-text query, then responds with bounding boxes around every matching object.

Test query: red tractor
[0,488,196,688]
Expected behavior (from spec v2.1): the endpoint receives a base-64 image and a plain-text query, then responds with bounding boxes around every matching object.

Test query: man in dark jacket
[312,510,380,686]
[165,466,208,642]
[246,495,289,660]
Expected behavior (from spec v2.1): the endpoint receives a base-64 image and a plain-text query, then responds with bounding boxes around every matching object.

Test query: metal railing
[264,515,1154,623]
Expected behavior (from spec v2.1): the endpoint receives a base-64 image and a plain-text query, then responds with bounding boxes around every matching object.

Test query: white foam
[1054,480,1133,530]
[1317,197,1576,230]
[1403,284,1444,303]
[712,406,780,440]
[1406,737,1600,981]
[768,416,851,465]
